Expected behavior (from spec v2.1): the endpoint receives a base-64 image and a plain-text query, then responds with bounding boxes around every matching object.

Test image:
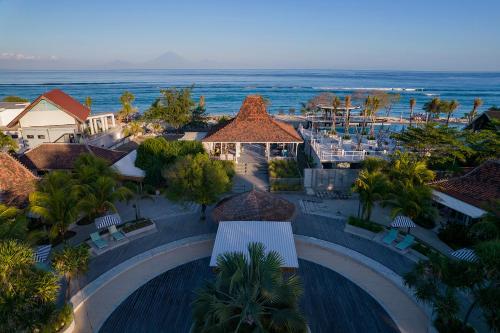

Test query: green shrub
[411,242,438,257]
[438,223,473,250]
[40,303,73,333]
[347,216,384,233]
[121,219,154,233]
[268,160,301,178]
[270,183,302,192]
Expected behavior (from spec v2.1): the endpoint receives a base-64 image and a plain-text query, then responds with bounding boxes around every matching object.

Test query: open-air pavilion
[201,95,303,164]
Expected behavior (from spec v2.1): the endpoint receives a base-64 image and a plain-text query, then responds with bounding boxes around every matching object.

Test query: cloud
[0,52,58,61]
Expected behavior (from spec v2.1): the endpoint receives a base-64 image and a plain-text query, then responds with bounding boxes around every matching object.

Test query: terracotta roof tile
[7,89,90,127]
[202,95,302,143]
[0,152,37,207]
[433,160,500,209]
[19,143,126,171]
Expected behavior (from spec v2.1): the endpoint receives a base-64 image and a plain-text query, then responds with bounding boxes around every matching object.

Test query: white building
[0,101,29,141]
[6,89,116,149]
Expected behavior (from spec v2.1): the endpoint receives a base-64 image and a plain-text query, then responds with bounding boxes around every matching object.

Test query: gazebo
[202,95,303,163]
[212,189,296,222]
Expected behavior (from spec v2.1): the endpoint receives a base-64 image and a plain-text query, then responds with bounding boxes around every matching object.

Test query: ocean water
[1,69,500,117]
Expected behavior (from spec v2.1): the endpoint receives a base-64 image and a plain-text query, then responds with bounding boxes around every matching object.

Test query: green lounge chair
[382,229,398,245]
[90,232,108,249]
[395,235,415,251]
[109,225,125,241]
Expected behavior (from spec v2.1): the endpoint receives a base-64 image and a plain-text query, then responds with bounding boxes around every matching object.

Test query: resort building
[6,89,117,148]
[0,152,38,207]
[432,160,499,224]
[466,109,500,131]
[202,95,302,164]
[18,143,126,174]
[0,101,29,142]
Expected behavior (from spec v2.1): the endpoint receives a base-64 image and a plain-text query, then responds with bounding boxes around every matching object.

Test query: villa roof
[433,160,500,211]
[0,152,38,207]
[19,143,126,171]
[212,189,296,222]
[7,89,91,127]
[202,95,302,143]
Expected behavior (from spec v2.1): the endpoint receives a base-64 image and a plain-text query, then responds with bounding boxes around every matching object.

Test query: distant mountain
[142,51,191,68]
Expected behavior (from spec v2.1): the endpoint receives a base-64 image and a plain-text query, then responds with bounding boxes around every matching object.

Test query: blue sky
[1,0,500,70]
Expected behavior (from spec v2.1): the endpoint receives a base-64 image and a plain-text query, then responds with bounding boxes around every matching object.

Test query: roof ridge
[0,152,38,179]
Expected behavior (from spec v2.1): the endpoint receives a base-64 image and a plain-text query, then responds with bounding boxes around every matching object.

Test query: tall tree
[344,95,352,138]
[84,96,92,113]
[52,245,90,302]
[423,97,441,123]
[409,97,416,127]
[440,99,460,126]
[143,87,195,131]
[29,171,81,241]
[164,153,234,219]
[0,131,18,152]
[192,242,307,333]
[352,169,388,221]
[189,95,209,128]
[467,98,483,124]
[331,96,341,134]
[117,91,138,123]
[369,96,381,138]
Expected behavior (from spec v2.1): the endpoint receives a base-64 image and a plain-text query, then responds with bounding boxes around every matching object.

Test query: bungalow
[432,160,499,224]
[466,109,500,131]
[7,89,116,149]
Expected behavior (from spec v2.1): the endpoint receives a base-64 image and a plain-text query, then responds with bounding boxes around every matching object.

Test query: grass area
[121,218,154,233]
[347,216,384,233]
[268,160,301,178]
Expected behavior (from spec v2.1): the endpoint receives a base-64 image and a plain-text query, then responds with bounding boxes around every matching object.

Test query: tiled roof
[19,143,127,171]
[0,152,37,207]
[7,89,90,127]
[202,95,302,143]
[433,160,500,210]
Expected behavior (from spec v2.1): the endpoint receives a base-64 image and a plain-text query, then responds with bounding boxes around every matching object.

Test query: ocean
[1,69,500,117]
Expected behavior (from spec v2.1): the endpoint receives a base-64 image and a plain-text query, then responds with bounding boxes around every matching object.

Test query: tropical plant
[409,97,416,127]
[423,97,441,123]
[192,242,307,333]
[352,169,388,221]
[0,204,32,242]
[0,240,59,332]
[117,91,138,123]
[52,245,90,302]
[123,120,143,137]
[331,96,341,134]
[439,99,460,126]
[84,96,92,112]
[467,98,483,124]
[143,87,195,131]
[389,151,435,186]
[0,131,18,152]
[164,153,234,219]
[123,181,154,220]
[463,125,500,165]
[29,171,81,241]
[73,153,116,184]
[344,95,352,138]
[1,95,29,102]
[189,95,209,127]
[385,182,436,225]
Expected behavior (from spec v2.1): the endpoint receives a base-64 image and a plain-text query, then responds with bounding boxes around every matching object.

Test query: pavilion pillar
[236,142,241,158]
[111,115,116,127]
[88,120,94,135]
[102,116,108,131]
[266,142,270,160]
[295,143,298,160]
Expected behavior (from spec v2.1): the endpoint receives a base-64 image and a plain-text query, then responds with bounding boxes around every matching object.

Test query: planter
[344,223,380,240]
[123,221,157,237]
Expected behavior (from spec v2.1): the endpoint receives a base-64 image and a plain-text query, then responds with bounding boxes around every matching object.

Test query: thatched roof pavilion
[212,189,295,222]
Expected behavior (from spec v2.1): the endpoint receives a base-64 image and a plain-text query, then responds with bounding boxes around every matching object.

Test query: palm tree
[468,98,483,124]
[0,131,18,152]
[385,181,435,221]
[29,171,81,241]
[423,97,440,123]
[52,245,90,301]
[344,95,352,138]
[357,96,372,150]
[389,151,435,186]
[192,242,307,333]
[409,98,416,127]
[369,96,381,138]
[352,169,388,221]
[117,91,138,123]
[441,100,459,126]
[331,96,341,134]
[0,204,45,243]
[124,120,143,138]
[84,96,92,113]
[73,153,116,184]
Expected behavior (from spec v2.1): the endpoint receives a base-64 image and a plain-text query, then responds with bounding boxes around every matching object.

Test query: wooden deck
[100,258,399,333]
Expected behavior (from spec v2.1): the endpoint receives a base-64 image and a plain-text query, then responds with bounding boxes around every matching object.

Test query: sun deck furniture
[395,234,415,251]
[90,232,108,249]
[109,225,125,241]
[382,229,398,245]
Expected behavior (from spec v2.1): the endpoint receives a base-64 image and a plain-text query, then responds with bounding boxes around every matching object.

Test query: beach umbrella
[34,244,52,263]
[95,213,122,229]
[451,248,478,263]
[390,215,416,233]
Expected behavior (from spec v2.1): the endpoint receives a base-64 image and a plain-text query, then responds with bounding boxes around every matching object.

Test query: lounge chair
[108,225,125,241]
[90,232,108,249]
[382,229,398,245]
[395,235,415,251]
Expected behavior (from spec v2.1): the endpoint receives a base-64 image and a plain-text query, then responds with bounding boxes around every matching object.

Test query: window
[26,135,34,139]
[10,134,18,139]
[37,135,46,139]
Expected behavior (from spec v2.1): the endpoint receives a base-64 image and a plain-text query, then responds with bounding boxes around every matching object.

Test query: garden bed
[122,218,156,236]
[345,217,384,240]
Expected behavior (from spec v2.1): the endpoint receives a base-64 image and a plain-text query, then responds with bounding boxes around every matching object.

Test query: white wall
[0,107,25,126]
[19,99,77,127]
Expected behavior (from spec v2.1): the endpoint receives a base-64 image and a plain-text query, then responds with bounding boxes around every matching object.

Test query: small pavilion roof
[202,95,302,143]
[212,189,295,222]
[0,152,38,207]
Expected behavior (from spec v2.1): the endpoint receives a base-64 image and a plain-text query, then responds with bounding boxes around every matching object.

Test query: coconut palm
[84,96,92,113]
[192,242,307,333]
[423,97,440,123]
[73,153,116,185]
[117,91,138,123]
[52,245,90,301]
[0,204,43,243]
[29,171,81,241]
[409,98,416,127]
[352,169,388,221]
[389,151,435,186]
[344,95,352,138]
[385,181,435,221]
[369,96,381,138]
[440,100,460,126]
[468,98,483,124]
[77,176,133,219]
[356,96,372,150]
[331,96,341,134]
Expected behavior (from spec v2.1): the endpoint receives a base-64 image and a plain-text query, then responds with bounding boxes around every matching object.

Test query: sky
[1,0,500,71]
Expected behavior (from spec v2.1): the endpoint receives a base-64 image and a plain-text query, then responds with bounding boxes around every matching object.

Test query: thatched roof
[212,189,295,222]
